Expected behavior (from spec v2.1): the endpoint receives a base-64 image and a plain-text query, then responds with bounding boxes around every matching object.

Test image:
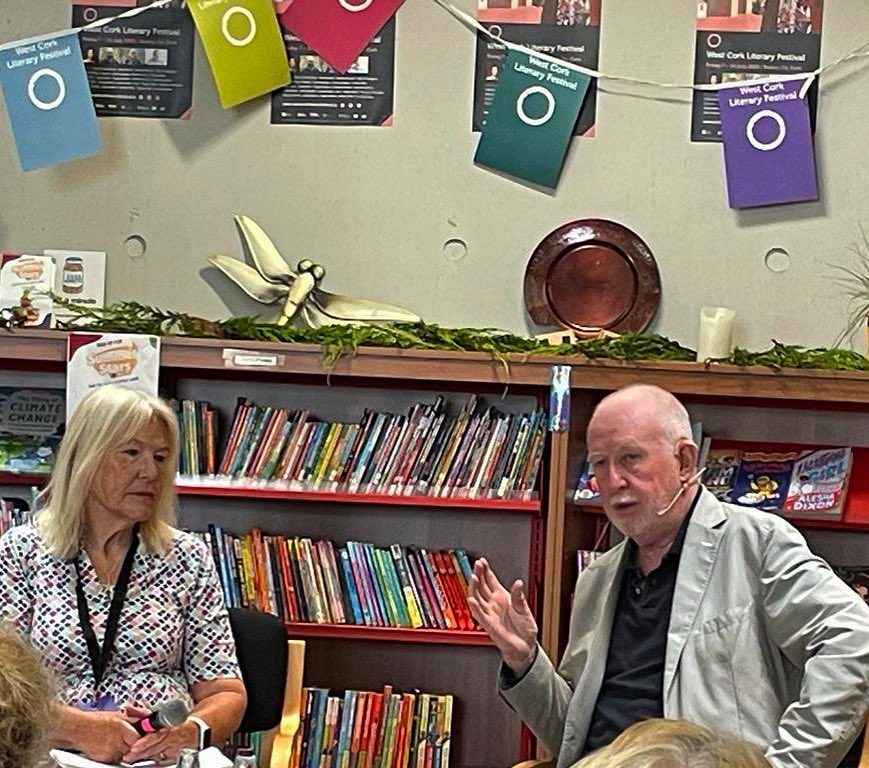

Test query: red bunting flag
[279,0,405,73]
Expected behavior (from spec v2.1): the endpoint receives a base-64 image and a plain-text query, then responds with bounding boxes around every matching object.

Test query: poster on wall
[691,0,823,142]
[72,0,195,118]
[472,0,601,137]
[66,332,160,418]
[271,19,394,126]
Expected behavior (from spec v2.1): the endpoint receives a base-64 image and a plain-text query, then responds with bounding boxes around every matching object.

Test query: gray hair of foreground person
[571,718,771,768]
[0,627,52,768]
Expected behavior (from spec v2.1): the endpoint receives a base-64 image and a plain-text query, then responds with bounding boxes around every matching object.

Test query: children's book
[781,447,851,520]
[730,451,799,510]
[702,448,743,502]
[0,387,65,474]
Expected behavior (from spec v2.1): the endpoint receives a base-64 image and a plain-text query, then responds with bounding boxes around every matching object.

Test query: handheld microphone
[656,467,706,517]
[132,698,189,736]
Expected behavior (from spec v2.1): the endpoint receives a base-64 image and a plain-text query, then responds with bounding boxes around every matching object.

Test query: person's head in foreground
[0,626,52,768]
[572,718,771,768]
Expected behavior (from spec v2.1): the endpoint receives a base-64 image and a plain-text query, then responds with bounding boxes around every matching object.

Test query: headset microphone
[656,467,706,517]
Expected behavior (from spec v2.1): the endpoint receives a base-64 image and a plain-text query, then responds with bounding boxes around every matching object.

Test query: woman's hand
[122,709,199,766]
[55,707,141,763]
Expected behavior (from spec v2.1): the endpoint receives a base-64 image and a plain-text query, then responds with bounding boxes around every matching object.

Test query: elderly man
[469,384,869,768]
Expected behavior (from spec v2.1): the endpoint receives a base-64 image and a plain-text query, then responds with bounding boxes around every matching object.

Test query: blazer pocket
[699,602,753,636]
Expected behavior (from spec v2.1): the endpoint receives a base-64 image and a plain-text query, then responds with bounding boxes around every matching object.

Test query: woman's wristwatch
[187,716,212,750]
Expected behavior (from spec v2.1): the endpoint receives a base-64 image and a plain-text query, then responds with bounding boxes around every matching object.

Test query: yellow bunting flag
[187,0,289,108]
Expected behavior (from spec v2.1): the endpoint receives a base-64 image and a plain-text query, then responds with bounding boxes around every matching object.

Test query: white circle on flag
[221,6,257,47]
[746,109,786,151]
[516,86,555,127]
[27,69,66,111]
[338,0,373,11]
[83,7,98,21]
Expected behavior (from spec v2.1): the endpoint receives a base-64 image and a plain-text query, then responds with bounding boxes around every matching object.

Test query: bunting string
[1,0,866,97]
[433,0,869,97]
[0,0,176,53]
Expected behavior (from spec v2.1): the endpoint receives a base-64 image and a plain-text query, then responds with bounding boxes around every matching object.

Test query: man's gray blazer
[501,487,869,768]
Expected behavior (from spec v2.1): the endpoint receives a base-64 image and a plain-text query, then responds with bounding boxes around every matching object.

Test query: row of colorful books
[0,498,33,537]
[577,549,603,575]
[174,398,218,477]
[574,444,853,521]
[180,394,545,499]
[197,526,479,631]
[292,687,453,768]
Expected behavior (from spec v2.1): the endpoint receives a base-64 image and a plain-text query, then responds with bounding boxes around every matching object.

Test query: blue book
[337,547,364,625]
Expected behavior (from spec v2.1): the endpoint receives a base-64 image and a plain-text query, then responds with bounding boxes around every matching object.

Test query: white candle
[696,306,736,362]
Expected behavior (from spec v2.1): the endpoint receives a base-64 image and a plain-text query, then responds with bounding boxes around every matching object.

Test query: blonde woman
[0,626,52,768]
[0,386,246,765]
[573,719,770,768]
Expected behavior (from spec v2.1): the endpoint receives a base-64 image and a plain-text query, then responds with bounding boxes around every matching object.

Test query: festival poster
[473,0,601,137]
[271,18,394,126]
[72,0,195,119]
[691,0,823,142]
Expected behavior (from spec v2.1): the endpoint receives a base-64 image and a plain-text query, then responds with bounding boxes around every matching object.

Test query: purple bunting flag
[717,78,818,209]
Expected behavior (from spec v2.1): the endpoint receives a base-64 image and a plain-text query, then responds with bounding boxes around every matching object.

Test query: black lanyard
[73,524,140,693]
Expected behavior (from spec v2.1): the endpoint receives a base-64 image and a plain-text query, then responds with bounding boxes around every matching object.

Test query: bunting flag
[0,32,101,171]
[187,0,289,108]
[474,47,591,189]
[279,0,405,74]
[718,78,818,208]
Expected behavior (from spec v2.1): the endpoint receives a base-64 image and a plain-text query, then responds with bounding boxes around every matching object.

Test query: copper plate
[523,219,661,334]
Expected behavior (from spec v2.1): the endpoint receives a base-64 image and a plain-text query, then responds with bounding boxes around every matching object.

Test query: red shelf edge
[0,472,49,486]
[175,482,540,512]
[572,501,869,534]
[283,622,493,646]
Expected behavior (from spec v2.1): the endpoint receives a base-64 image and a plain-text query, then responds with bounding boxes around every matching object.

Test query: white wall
[1,0,868,350]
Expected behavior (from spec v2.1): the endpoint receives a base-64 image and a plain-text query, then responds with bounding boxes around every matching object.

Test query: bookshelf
[0,331,547,768]
[4,330,869,765]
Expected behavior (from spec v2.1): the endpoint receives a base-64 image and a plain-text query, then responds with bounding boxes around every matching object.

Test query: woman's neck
[83,508,136,559]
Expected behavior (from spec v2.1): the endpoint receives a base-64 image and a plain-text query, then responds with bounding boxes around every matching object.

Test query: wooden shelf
[5,329,869,403]
[284,622,492,646]
[176,480,540,513]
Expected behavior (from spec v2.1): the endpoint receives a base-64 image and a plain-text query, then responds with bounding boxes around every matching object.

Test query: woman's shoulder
[165,527,211,562]
[0,522,43,556]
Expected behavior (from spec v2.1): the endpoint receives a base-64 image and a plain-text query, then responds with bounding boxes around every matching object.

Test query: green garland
[2,299,868,373]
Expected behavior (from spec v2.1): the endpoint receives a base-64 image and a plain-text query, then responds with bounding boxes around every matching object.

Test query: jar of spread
[62,256,84,295]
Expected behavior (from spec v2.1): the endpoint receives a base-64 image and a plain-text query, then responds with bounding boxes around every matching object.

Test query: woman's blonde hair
[573,719,770,768]
[37,385,179,559]
[0,627,53,768]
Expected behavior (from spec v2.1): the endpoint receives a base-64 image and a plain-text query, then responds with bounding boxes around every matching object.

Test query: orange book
[435,551,473,631]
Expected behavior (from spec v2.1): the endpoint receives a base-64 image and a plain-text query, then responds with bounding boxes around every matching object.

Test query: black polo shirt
[582,489,700,754]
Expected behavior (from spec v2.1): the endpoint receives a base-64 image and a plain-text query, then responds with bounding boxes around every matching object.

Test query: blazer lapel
[559,543,631,766]
[663,489,727,699]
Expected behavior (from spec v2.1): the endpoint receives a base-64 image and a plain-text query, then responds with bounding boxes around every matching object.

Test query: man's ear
[677,440,699,482]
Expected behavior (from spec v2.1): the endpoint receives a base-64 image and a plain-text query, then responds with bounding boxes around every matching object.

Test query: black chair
[227,607,306,768]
